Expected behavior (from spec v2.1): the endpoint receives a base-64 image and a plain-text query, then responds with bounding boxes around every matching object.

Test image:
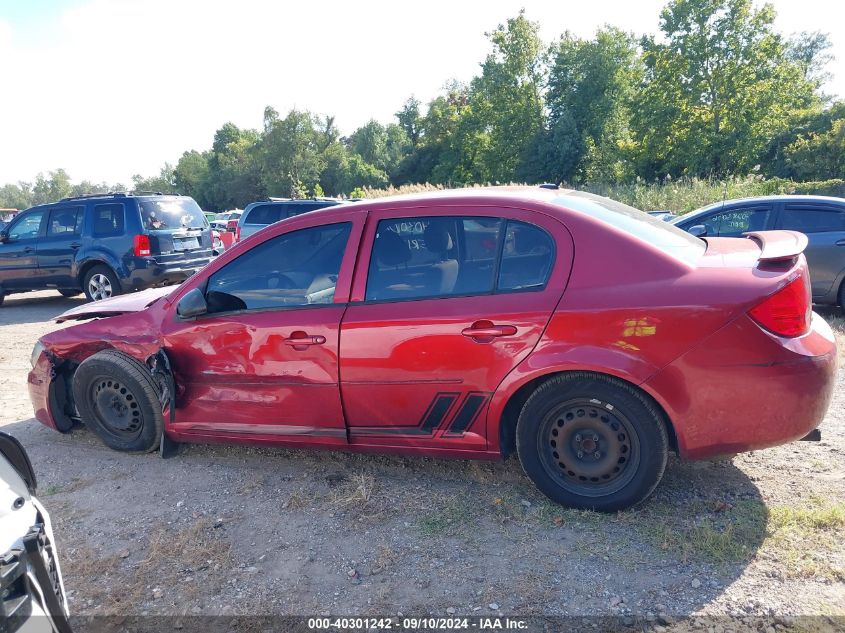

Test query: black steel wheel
[516,372,668,512]
[72,350,162,453]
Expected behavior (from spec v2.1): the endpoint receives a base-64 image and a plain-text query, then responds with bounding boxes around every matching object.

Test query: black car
[0,192,213,305]
[673,195,845,307]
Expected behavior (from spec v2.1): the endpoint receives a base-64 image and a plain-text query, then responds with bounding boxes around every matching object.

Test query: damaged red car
[27,187,838,511]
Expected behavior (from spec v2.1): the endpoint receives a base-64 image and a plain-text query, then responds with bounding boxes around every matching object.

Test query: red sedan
[27,187,837,511]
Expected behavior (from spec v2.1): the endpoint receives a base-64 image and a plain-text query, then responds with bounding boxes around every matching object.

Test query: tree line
[2,0,843,212]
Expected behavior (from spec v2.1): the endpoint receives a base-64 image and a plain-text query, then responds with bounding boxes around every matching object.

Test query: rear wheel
[59,289,81,298]
[839,280,845,313]
[516,373,668,512]
[83,265,121,301]
[0,291,4,307]
[72,350,162,453]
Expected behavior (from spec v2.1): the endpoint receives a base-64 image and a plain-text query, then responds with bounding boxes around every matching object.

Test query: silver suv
[236,198,344,241]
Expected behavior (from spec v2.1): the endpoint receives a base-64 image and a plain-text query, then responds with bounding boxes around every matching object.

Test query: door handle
[461,322,517,339]
[835,239,845,246]
[70,242,82,249]
[284,332,327,350]
[23,246,34,254]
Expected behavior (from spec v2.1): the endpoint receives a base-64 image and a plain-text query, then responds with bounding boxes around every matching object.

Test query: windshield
[553,191,706,264]
[139,198,207,231]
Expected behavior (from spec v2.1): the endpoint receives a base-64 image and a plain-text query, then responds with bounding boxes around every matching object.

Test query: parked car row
[2,191,844,313]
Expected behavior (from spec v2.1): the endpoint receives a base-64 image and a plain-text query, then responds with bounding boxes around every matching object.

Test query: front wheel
[83,265,121,302]
[516,373,668,512]
[59,289,81,298]
[72,350,163,453]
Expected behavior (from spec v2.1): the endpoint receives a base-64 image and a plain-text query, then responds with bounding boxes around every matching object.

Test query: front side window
[92,203,125,237]
[8,211,45,240]
[711,207,771,237]
[365,216,556,302]
[47,207,83,236]
[205,222,351,313]
[778,206,845,233]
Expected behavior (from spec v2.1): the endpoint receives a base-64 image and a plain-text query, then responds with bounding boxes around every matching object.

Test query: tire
[72,350,163,453]
[83,265,122,302]
[59,289,81,298]
[516,372,668,512]
[0,292,4,307]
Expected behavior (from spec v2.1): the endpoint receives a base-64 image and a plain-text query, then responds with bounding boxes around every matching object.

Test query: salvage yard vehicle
[0,431,71,632]
[673,195,845,308]
[0,192,214,305]
[27,187,837,511]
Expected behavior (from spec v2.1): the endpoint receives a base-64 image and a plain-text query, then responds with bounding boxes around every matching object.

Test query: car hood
[56,286,175,322]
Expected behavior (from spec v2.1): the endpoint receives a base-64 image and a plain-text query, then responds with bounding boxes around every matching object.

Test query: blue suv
[0,192,213,305]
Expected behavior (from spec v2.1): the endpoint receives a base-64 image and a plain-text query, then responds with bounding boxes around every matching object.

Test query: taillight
[227,219,238,232]
[133,234,151,257]
[235,226,241,242]
[748,275,811,337]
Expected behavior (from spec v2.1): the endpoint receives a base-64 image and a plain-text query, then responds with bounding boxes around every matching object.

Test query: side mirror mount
[689,224,708,238]
[176,287,208,319]
[0,431,37,495]
[0,230,9,243]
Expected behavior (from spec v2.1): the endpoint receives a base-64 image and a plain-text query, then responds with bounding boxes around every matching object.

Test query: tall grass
[356,176,845,214]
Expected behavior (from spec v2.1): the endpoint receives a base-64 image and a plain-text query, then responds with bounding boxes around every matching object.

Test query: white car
[0,432,71,632]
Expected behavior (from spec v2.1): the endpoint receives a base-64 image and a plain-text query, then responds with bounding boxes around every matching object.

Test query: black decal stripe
[420,393,459,433]
[349,392,460,437]
[444,392,490,436]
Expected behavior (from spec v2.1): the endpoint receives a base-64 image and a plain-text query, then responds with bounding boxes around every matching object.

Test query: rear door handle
[23,246,35,254]
[70,242,82,249]
[461,322,517,339]
[284,332,326,350]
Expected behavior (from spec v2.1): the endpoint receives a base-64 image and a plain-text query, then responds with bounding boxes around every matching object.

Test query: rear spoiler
[743,230,808,263]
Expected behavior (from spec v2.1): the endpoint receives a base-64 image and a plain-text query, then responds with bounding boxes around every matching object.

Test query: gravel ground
[1,290,843,627]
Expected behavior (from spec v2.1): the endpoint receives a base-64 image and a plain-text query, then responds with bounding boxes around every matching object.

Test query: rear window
[555,191,706,264]
[139,198,207,231]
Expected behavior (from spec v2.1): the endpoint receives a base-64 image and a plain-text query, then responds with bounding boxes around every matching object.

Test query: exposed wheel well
[498,370,678,460]
[78,260,112,284]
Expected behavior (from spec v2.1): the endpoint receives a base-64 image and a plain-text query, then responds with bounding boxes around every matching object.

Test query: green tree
[173,150,212,207]
[259,109,325,198]
[633,0,820,179]
[542,27,641,183]
[206,122,262,209]
[465,11,545,182]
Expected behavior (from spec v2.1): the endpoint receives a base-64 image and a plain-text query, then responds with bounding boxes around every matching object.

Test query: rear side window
[47,206,83,236]
[205,223,351,313]
[92,204,125,238]
[366,216,556,302]
[709,207,771,237]
[139,198,206,230]
[244,205,283,226]
[778,206,845,233]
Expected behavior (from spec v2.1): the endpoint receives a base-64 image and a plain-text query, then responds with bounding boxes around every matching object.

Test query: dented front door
[156,212,366,447]
[161,306,347,444]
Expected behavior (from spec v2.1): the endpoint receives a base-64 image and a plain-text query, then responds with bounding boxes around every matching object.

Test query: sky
[1,0,843,186]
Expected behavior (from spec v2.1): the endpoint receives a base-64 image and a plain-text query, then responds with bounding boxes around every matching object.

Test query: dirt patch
[1,290,843,620]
